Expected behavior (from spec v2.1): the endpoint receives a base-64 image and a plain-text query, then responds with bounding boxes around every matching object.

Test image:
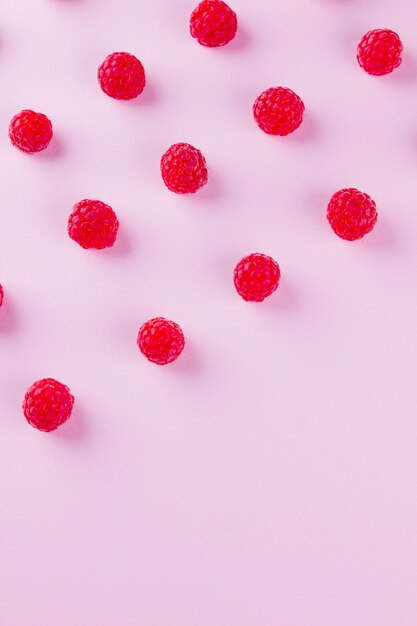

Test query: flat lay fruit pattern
[0,0,403,429]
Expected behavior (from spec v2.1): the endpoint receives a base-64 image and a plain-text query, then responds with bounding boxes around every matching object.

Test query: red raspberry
[253,87,305,136]
[68,199,119,250]
[327,188,378,241]
[234,253,281,302]
[161,143,208,194]
[137,317,185,365]
[9,110,53,154]
[0,285,3,307]
[190,0,237,47]
[98,52,146,100]
[357,29,403,76]
[23,378,74,432]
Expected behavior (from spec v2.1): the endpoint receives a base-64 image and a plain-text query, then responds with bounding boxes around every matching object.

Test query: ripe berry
[138,317,185,365]
[68,199,119,250]
[98,52,146,100]
[161,143,208,194]
[9,110,53,154]
[0,285,3,307]
[327,188,378,241]
[253,87,304,136]
[234,253,281,302]
[190,0,237,47]
[23,378,74,432]
[357,29,403,76]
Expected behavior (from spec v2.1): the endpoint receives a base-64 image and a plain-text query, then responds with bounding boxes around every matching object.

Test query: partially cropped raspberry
[234,253,281,302]
[190,0,237,47]
[253,87,304,136]
[357,29,403,76]
[9,110,53,153]
[68,199,119,250]
[138,317,185,365]
[98,52,146,100]
[161,143,208,194]
[0,285,3,307]
[327,188,378,241]
[23,378,74,432]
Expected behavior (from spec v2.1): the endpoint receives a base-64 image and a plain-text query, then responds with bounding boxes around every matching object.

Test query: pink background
[1,1,417,624]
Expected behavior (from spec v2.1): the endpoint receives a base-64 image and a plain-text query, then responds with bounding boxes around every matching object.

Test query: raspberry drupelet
[234,253,281,302]
[68,199,119,250]
[0,285,3,307]
[357,29,403,76]
[253,87,305,136]
[138,317,185,365]
[98,52,146,100]
[161,143,208,194]
[190,0,237,47]
[23,378,74,432]
[9,110,53,153]
[327,188,378,241]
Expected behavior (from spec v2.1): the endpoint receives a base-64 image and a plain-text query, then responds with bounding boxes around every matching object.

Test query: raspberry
[68,199,119,250]
[23,378,74,432]
[357,29,403,76]
[253,87,304,136]
[98,52,146,100]
[327,188,378,241]
[0,285,3,307]
[161,143,208,194]
[137,317,185,365]
[234,253,281,302]
[9,110,53,154]
[190,0,237,47]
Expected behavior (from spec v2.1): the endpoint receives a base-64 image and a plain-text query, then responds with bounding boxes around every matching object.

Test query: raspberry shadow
[0,295,19,333]
[165,338,203,376]
[54,401,89,443]
[37,135,65,159]
[124,80,158,108]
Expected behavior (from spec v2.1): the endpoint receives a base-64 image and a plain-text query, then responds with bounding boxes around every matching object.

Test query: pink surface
[1,1,417,624]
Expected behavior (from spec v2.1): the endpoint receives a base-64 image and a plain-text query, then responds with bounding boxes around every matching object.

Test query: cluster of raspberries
[2,0,401,432]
